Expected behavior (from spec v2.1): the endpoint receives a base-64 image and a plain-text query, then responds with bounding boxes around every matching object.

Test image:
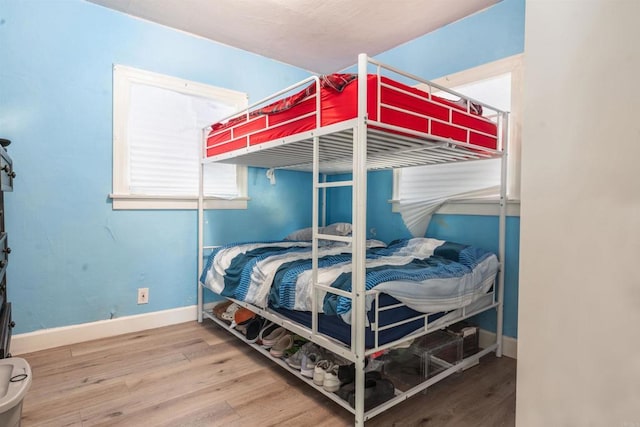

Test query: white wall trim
[479,328,517,359]
[110,194,249,210]
[11,304,214,355]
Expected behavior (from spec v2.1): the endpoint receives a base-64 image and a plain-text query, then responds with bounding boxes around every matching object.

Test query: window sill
[390,198,520,217]
[109,194,249,210]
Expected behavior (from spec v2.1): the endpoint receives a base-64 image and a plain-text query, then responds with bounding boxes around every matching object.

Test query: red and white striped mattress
[206,74,498,159]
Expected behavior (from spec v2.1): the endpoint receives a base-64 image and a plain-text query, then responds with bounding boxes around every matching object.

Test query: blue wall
[0,0,311,333]
[375,0,525,79]
[328,0,525,338]
[0,0,525,338]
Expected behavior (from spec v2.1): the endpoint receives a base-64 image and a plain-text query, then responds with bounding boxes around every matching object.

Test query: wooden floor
[18,321,516,427]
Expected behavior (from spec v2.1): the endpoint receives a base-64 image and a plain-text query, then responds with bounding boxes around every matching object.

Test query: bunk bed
[197,54,508,426]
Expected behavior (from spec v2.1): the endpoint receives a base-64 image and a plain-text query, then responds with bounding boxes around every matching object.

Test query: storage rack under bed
[197,53,508,426]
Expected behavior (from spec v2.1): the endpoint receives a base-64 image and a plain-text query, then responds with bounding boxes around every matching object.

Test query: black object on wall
[0,138,15,358]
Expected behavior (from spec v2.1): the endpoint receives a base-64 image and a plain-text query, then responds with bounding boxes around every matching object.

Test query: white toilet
[0,358,32,427]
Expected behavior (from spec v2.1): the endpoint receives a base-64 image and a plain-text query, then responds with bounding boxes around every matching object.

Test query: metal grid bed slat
[209,131,500,170]
[209,129,499,173]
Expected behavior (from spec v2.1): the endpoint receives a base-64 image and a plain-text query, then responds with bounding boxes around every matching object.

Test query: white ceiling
[87,0,499,74]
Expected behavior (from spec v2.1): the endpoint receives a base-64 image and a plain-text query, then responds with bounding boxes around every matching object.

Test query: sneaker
[220,303,240,322]
[338,359,371,386]
[284,338,310,369]
[338,363,355,386]
[269,334,294,358]
[285,350,303,370]
[257,322,278,346]
[232,307,256,329]
[323,364,340,392]
[245,317,266,343]
[212,300,233,320]
[300,352,320,378]
[261,327,287,348]
[231,309,256,335]
[283,341,316,368]
[313,360,333,386]
[346,378,395,410]
[337,371,382,401]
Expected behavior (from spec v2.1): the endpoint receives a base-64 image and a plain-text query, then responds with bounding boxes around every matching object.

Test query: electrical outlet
[137,287,149,304]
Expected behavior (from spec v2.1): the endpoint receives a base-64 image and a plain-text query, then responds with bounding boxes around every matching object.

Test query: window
[111,65,248,210]
[392,55,522,221]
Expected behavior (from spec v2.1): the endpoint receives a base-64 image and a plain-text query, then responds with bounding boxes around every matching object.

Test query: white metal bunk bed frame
[197,53,508,426]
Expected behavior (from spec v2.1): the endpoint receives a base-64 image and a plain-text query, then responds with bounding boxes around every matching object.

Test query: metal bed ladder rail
[307,55,369,426]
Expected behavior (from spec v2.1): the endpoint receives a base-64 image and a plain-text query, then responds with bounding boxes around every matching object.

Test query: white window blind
[398,160,501,202]
[127,83,238,197]
[395,161,501,237]
[112,65,248,210]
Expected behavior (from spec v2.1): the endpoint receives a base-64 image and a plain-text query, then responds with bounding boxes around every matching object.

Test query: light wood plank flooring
[18,321,516,426]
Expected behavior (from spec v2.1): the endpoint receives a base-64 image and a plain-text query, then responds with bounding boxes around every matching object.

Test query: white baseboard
[11,304,214,355]
[479,329,517,359]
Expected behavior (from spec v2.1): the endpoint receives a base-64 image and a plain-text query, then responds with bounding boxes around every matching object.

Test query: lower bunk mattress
[200,236,498,347]
[272,293,447,348]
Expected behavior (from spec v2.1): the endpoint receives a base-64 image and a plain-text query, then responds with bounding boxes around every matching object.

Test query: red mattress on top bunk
[206,73,498,158]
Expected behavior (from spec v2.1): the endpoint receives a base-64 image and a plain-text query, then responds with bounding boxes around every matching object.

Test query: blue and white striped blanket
[200,238,498,319]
